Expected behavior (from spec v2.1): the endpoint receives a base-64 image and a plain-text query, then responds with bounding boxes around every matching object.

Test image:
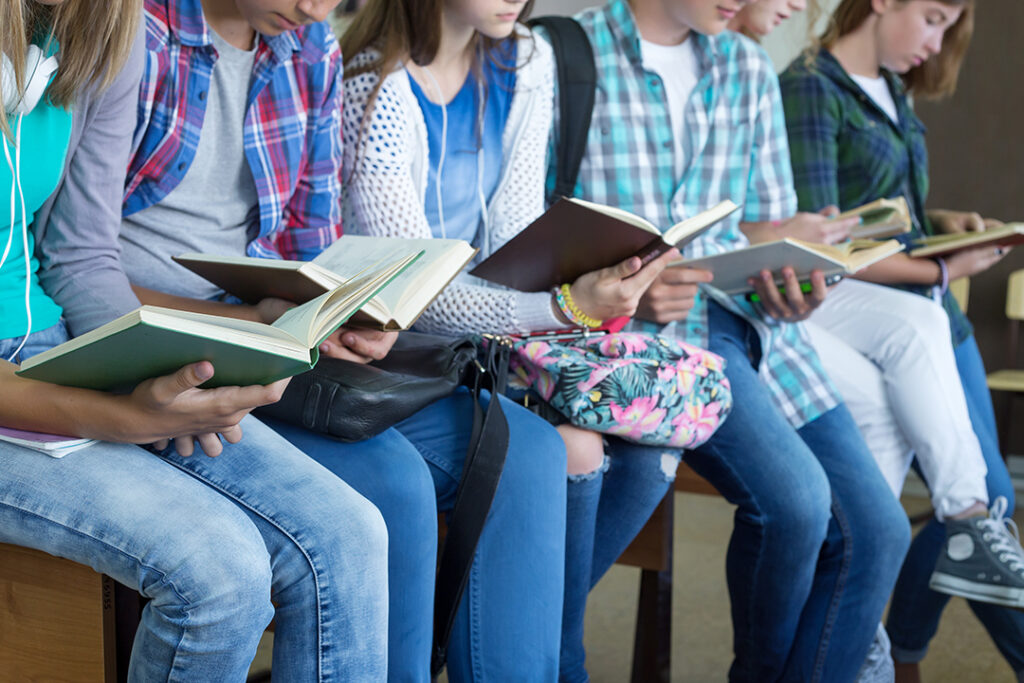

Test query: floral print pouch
[504,332,732,448]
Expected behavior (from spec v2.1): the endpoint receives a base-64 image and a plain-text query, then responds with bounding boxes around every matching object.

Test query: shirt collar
[605,0,719,76]
[163,0,306,60]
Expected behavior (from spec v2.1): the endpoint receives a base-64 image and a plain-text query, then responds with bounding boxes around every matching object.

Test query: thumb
[154,361,214,403]
[611,255,643,280]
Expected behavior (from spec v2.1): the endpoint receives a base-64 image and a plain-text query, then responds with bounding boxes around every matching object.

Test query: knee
[503,399,569,481]
[853,495,912,562]
[560,425,606,476]
[145,525,275,632]
[757,470,832,549]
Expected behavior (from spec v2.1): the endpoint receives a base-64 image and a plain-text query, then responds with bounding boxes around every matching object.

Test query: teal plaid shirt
[545,0,840,428]
[780,49,972,346]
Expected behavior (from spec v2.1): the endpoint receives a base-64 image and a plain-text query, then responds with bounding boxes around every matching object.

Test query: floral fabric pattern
[508,332,732,448]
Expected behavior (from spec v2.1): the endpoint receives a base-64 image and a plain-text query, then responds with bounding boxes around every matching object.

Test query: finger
[610,255,644,280]
[831,216,860,233]
[805,270,828,308]
[965,213,985,232]
[660,266,714,285]
[152,438,169,451]
[173,435,195,457]
[751,270,791,319]
[780,268,809,314]
[819,205,841,218]
[195,432,223,457]
[340,331,389,360]
[319,341,373,363]
[984,217,1004,230]
[151,361,215,405]
[220,424,244,445]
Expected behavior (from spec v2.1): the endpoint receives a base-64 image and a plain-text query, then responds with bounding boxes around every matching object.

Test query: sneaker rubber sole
[929,570,1024,608]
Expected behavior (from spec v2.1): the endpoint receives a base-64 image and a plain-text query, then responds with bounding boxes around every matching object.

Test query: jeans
[559,441,680,683]
[0,324,389,682]
[265,388,568,682]
[887,335,1024,675]
[686,302,910,683]
[809,280,989,518]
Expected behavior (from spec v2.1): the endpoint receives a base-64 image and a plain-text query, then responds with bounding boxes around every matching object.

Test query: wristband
[554,284,603,329]
[933,257,949,296]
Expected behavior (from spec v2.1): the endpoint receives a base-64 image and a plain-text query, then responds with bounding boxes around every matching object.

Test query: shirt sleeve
[744,66,799,223]
[35,24,146,335]
[265,39,344,261]
[779,68,842,213]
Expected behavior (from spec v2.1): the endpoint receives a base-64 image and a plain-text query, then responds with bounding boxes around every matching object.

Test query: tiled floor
[250,491,1022,682]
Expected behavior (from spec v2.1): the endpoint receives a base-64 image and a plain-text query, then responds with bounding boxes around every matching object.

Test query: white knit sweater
[342,32,565,336]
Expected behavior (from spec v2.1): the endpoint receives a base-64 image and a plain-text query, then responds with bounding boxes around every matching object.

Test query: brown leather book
[470,197,739,292]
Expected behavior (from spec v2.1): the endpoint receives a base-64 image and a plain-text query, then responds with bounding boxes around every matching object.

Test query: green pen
[745,273,844,303]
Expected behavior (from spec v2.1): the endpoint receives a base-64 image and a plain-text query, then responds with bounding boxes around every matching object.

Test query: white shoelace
[980,496,1024,575]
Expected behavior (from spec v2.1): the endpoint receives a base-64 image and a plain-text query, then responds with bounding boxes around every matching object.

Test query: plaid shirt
[780,49,972,346]
[124,0,344,261]
[551,0,839,428]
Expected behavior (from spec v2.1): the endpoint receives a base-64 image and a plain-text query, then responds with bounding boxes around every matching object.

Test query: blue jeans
[0,323,389,682]
[265,387,568,682]
[887,335,1024,674]
[559,441,680,682]
[686,302,910,683]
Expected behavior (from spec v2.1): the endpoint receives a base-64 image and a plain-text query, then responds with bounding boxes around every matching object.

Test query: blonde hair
[818,0,973,99]
[1,0,141,138]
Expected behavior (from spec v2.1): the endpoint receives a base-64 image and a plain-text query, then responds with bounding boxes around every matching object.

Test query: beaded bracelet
[554,283,603,328]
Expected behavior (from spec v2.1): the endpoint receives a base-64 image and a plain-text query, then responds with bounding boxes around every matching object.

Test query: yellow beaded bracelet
[557,283,603,328]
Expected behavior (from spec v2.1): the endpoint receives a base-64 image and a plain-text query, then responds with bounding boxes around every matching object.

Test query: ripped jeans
[560,439,681,683]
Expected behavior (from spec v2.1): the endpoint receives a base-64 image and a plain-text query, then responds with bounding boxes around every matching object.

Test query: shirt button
[649,78,660,88]
[198,90,207,101]
[177,162,186,172]
[663,140,672,148]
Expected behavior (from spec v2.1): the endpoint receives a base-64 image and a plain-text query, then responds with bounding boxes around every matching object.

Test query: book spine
[633,238,673,267]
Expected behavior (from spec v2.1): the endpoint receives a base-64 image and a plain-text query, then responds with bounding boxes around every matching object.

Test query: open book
[0,426,95,458]
[910,223,1024,258]
[677,239,903,296]
[17,252,421,391]
[173,235,476,331]
[839,197,912,240]
[470,198,740,292]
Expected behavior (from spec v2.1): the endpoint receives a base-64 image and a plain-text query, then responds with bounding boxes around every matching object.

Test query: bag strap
[431,341,511,677]
[527,15,596,200]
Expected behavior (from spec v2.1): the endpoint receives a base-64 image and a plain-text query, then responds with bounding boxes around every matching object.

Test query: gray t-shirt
[119,29,259,300]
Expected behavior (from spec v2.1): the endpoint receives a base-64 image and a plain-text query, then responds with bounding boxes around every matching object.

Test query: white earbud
[2,45,58,115]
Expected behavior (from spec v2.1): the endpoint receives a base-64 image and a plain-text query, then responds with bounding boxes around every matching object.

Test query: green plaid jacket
[544,0,841,428]
[779,49,972,345]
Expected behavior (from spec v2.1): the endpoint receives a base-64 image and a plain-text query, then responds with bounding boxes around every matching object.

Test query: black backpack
[527,16,597,200]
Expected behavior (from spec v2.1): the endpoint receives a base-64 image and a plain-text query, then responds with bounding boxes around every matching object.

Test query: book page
[664,200,741,246]
[313,236,473,327]
[566,197,659,234]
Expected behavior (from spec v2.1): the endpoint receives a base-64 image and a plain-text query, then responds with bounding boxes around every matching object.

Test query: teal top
[0,68,70,339]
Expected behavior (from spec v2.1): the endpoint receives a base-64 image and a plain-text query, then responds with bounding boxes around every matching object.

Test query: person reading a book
[779,1,1024,679]
[0,1,392,680]
[38,0,572,678]
[542,0,918,680]
[336,2,706,679]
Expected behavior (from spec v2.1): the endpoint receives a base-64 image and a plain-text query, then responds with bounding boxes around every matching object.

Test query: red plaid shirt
[124,0,344,261]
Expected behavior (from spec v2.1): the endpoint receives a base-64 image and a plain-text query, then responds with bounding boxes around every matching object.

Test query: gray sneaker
[929,496,1024,608]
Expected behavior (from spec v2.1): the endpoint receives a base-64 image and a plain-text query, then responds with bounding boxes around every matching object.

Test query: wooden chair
[615,461,720,683]
[986,269,1024,452]
[0,543,142,683]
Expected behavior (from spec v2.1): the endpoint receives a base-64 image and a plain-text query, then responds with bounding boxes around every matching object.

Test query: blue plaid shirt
[548,0,839,427]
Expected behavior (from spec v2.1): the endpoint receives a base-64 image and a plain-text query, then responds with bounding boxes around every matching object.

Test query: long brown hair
[819,0,973,98]
[1,0,141,139]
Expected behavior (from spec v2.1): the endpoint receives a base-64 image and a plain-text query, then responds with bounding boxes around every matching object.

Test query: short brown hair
[0,0,142,138]
[819,0,973,99]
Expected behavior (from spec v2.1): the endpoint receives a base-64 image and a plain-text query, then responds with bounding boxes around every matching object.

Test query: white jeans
[807,278,988,520]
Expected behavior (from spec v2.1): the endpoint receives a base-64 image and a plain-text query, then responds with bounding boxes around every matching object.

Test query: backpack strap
[527,15,596,200]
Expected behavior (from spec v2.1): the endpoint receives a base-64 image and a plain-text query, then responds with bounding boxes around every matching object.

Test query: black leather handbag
[255,331,511,677]
[256,332,480,442]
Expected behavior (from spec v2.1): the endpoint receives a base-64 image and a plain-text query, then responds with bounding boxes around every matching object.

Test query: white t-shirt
[850,73,899,124]
[640,37,699,179]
